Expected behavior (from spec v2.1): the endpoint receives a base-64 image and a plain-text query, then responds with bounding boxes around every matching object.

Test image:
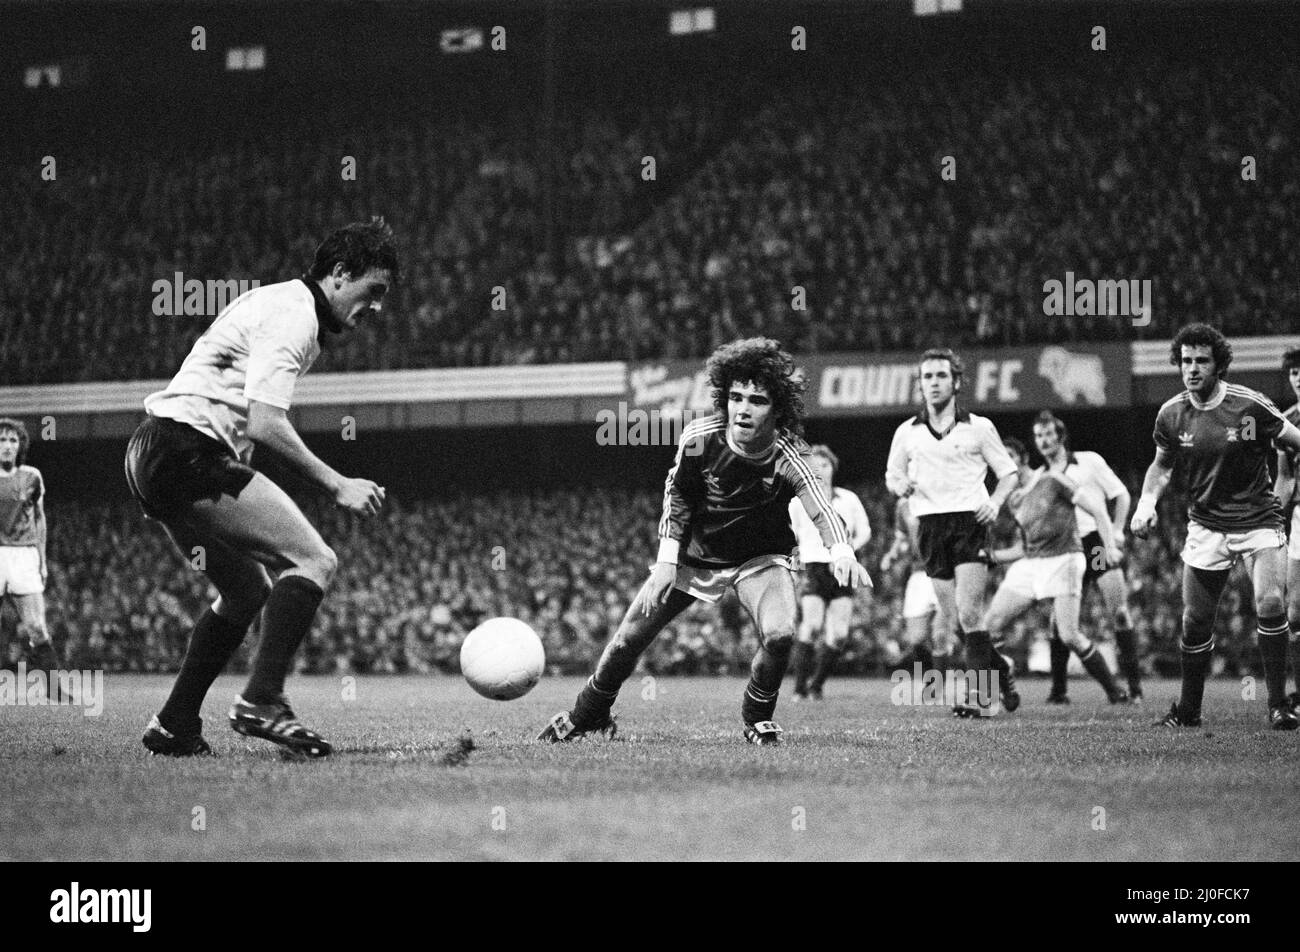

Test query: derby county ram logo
[1037,347,1108,406]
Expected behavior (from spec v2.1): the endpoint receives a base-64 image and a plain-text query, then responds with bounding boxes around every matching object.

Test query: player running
[539,338,871,746]
[126,218,398,757]
[879,496,946,670]
[1132,324,1300,730]
[787,445,871,701]
[885,348,1018,714]
[1273,346,1300,711]
[985,437,1128,710]
[1033,411,1144,703]
[0,418,62,685]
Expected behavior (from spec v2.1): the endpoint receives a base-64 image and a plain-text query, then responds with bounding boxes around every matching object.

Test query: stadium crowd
[4,482,1260,682]
[2,53,1294,384]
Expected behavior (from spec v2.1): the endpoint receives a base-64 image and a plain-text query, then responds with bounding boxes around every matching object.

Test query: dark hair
[706,337,807,435]
[0,418,30,467]
[1003,436,1028,461]
[919,348,964,391]
[1283,347,1300,373]
[808,444,839,479]
[308,217,401,284]
[1170,323,1232,377]
[1033,410,1069,449]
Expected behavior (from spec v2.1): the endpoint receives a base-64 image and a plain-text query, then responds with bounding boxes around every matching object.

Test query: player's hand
[640,562,677,616]
[1106,543,1124,566]
[335,478,385,516]
[1129,508,1157,539]
[879,552,895,574]
[973,501,998,525]
[833,555,872,590]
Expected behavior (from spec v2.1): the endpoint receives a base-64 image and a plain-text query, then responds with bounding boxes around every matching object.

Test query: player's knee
[298,545,338,587]
[1113,606,1132,629]
[763,628,796,655]
[1255,592,1285,621]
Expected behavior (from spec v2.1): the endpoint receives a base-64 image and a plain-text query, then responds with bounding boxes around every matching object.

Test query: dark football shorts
[1081,530,1123,584]
[801,561,853,601]
[124,416,256,520]
[916,511,990,581]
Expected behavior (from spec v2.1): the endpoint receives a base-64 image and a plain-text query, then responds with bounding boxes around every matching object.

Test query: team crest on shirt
[1178,431,1195,448]
[1225,427,1238,442]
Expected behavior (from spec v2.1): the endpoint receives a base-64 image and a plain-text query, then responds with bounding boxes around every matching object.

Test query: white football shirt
[789,486,870,563]
[144,279,327,461]
[885,408,1017,517]
[1056,450,1127,535]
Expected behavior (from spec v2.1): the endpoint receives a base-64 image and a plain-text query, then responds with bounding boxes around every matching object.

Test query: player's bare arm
[35,483,47,581]
[246,400,384,516]
[1109,485,1132,546]
[1074,483,1119,561]
[1275,446,1296,511]
[1131,446,1174,538]
[976,469,1019,525]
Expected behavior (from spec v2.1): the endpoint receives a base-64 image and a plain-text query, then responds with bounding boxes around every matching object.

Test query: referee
[886,348,1018,711]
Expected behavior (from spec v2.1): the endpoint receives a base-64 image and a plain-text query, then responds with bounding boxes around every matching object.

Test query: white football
[460,617,546,701]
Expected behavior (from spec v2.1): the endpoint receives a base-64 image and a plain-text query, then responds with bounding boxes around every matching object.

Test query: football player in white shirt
[787,445,871,700]
[880,496,947,671]
[886,348,1018,711]
[126,219,398,757]
[1034,411,1144,703]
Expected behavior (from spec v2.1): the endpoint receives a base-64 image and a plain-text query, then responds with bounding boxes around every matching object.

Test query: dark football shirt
[1153,383,1285,532]
[1007,470,1081,559]
[0,466,42,547]
[659,415,850,569]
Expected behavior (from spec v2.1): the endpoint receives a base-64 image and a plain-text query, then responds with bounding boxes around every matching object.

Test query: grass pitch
[1,674,1296,861]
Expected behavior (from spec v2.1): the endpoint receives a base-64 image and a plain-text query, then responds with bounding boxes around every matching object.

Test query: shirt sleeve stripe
[778,438,849,546]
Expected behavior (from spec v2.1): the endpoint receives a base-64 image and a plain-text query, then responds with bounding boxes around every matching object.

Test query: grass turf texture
[2,675,1296,861]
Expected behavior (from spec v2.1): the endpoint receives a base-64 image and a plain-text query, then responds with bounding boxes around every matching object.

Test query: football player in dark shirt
[1132,325,1300,730]
[539,338,871,745]
[0,418,62,684]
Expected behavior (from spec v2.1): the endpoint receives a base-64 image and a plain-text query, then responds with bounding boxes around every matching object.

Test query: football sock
[26,640,63,701]
[989,639,1014,695]
[242,575,324,706]
[159,607,250,732]
[1257,615,1289,708]
[1076,643,1121,699]
[809,642,840,691]
[1114,625,1140,691]
[790,640,813,693]
[910,642,934,670]
[1178,639,1214,721]
[962,630,994,704]
[572,676,618,728]
[1291,624,1300,694]
[742,682,779,725]
[1049,627,1070,696]
[27,638,61,671]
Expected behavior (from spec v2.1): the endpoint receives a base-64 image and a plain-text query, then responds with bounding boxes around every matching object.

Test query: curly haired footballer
[705,337,807,435]
[1170,323,1232,376]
